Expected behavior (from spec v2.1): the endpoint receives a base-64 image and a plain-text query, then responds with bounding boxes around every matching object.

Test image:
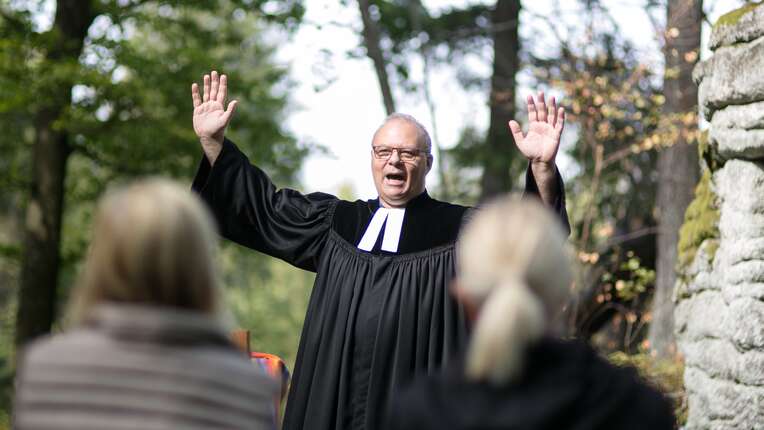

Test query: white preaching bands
[357,207,405,253]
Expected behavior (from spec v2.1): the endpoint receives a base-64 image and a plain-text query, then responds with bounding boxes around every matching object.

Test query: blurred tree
[0,0,307,349]
[358,0,396,114]
[649,0,702,360]
[351,0,523,202]
[480,0,520,200]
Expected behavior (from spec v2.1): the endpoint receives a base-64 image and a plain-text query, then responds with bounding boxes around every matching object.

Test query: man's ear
[426,154,433,174]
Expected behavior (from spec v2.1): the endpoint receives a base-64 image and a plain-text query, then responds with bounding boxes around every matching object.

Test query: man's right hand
[192,70,238,165]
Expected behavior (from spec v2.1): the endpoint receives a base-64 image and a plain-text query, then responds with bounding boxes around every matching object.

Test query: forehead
[372,119,421,148]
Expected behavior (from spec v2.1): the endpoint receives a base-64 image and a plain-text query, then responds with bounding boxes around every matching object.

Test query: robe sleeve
[523,163,571,235]
[192,138,337,272]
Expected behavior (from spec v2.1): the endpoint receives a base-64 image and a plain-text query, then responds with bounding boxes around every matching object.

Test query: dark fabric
[387,338,676,430]
[524,163,570,235]
[192,139,570,430]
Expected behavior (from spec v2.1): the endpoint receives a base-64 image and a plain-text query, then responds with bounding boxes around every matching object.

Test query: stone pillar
[676,4,764,429]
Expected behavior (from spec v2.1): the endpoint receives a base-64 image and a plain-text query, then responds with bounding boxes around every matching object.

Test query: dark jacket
[387,338,675,430]
[14,304,277,430]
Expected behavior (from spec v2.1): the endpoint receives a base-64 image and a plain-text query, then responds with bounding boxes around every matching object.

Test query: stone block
[724,282,764,301]
[726,297,764,350]
[682,338,737,381]
[682,338,764,386]
[684,366,764,429]
[710,128,764,160]
[675,291,726,341]
[696,37,764,118]
[716,237,764,266]
[717,211,764,243]
[709,3,764,50]
[715,160,764,213]
[722,261,764,286]
[711,101,764,130]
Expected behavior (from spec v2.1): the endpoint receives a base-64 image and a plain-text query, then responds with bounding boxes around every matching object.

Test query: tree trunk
[480,0,520,200]
[649,0,702,359]
[14,0,94,349]
[357,0,396,115]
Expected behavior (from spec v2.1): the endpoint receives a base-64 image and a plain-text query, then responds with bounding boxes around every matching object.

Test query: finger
[548,96,557,126]
[537,91,547,122]
[526,95,537,122]
[221,100,238,124]
[508,120,524,144]
[210,70,219,103]
[555,107,565,134]
[191,83,202,108]
[217,74,228,104]
[203,74,210,102]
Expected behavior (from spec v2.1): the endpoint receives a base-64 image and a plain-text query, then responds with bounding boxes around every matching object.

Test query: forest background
[0,0,746,426]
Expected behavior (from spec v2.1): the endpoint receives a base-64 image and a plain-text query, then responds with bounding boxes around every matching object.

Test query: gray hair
[375,113,432,153]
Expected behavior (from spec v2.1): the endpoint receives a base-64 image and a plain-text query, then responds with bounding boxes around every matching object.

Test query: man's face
[371,120,432,208]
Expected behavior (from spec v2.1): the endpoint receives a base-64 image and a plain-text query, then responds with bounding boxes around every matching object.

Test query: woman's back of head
[456,195,572,384]
[15,179,281,430]
[69,178,220,324]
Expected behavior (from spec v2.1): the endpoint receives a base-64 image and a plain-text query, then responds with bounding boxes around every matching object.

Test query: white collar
[357,206,406,253]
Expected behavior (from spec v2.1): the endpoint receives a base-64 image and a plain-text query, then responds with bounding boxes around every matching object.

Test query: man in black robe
[189,71,569,430]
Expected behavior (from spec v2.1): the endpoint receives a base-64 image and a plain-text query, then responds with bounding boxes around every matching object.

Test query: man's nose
[387,149,402,164]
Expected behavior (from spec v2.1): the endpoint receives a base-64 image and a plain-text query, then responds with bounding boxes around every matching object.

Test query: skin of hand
[508,91,565,205]
[191,70,238,165]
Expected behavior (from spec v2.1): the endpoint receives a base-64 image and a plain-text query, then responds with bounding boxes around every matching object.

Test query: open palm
[509,92,564,164]
[192,71,237,142]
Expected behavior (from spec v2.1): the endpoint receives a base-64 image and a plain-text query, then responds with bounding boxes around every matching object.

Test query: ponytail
[457,195,572,385]
[465,277,545,384]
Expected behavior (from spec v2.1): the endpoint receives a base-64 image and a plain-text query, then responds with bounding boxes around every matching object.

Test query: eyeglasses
[372,146,428,162]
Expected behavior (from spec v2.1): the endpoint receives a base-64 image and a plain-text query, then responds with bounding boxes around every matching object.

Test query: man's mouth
[385,173,406,185]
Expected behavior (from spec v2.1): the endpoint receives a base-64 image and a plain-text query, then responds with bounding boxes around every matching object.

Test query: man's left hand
[508,91,565,205]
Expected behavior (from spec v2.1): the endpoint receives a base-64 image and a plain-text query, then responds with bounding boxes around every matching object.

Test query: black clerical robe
[192,139,568,430]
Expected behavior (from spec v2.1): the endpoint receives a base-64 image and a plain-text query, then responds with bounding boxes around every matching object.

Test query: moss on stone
[677,170,720,271]
[698,130,724,173]
[714,2,764,28]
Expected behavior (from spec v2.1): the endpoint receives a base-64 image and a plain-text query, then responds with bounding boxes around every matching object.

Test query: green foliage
[220,243,313,370]
[601,252,656,302]
[0,0,311,419]
[677,170,720,271]
[0,0,311,290]
[608,351,686,424]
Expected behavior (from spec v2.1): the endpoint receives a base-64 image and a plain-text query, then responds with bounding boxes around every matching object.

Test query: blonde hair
[457,195,572,384]
[67,178,221,324]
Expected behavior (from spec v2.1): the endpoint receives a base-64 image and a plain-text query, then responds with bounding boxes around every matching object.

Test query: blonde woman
[388,196,674,430]
[14,179,276,430]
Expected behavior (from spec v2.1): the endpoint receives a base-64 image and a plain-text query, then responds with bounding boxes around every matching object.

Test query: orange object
[230,330,291,425]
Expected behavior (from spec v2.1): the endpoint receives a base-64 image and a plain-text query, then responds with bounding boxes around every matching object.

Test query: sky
[275,0,741,199]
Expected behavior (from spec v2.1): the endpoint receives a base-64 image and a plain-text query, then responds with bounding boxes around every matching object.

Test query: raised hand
[508,92,564,166]
[509,92,564,205]
[192,71,238,164]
